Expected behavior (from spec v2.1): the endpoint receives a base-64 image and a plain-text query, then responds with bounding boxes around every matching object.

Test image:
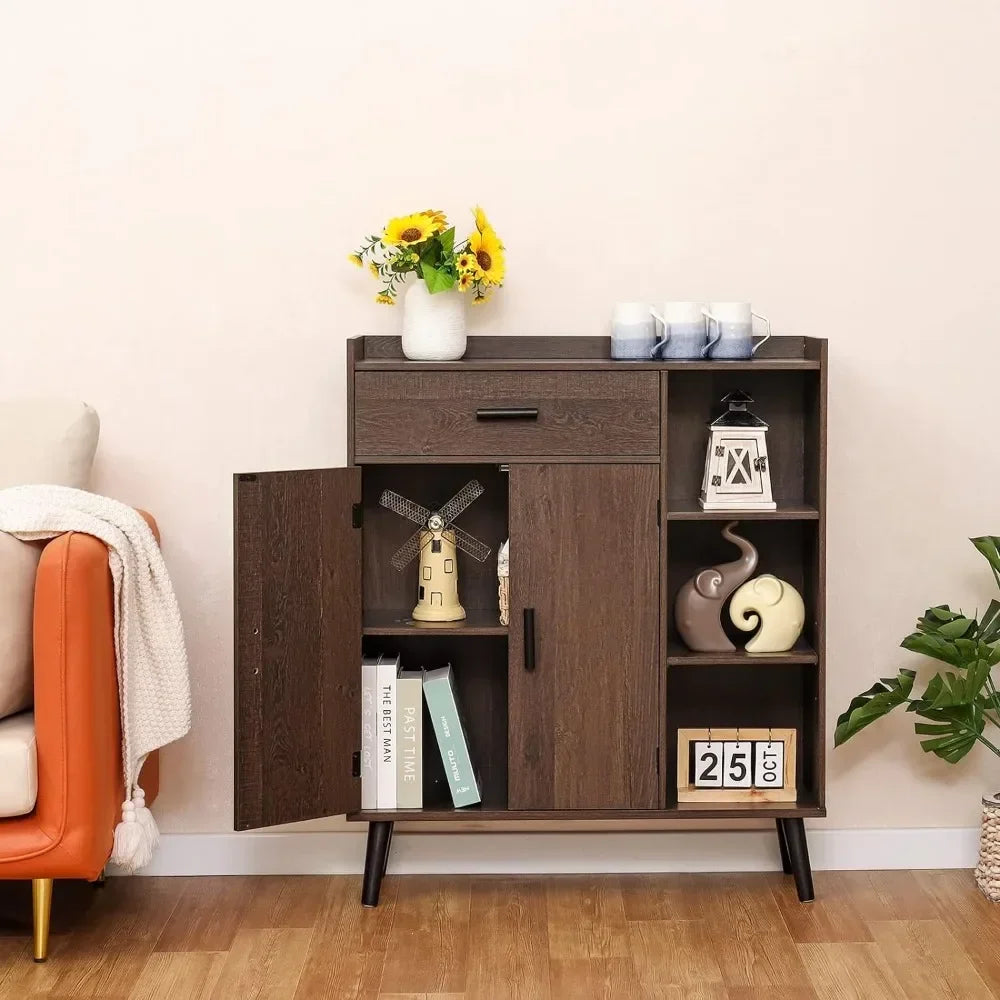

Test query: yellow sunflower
[368,261,380,278]
[473,205,492,235]
[375,293,395,305]
[423,209,448,232]
[456,252,480,275]
[347,252,363,267]
[457,272,474,291]
[383,213,437,246]
[469,225,505,286]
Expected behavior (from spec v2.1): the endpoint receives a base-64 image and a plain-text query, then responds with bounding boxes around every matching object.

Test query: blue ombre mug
[649,301,707,360]
[701,302,771,360]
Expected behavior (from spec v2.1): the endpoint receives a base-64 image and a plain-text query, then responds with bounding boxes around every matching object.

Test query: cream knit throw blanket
[0,485,191,872]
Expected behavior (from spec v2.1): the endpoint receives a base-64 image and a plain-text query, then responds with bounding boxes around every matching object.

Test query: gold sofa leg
[32,878,52,962]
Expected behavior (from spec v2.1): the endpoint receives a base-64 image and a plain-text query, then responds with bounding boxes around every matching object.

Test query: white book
[360,654,381,810]
[376,654,401,810]
[396,670,423,809]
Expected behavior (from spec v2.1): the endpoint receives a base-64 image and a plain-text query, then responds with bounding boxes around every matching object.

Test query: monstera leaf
[834,669,915,746]
[979,600,1000,647]
[908,658,994,710]
[972,536,1000,588]
[910,703,986,763]
[903,602,1000,667]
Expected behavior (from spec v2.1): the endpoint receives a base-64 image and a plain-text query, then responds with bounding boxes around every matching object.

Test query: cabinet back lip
[351,334,825,369]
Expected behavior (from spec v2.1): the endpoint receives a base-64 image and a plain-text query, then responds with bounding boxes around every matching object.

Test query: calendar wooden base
[777,818,814,902]
[362,821,394,907]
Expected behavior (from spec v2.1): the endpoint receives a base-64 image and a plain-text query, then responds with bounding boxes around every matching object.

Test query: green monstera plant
[835,536,1000,762]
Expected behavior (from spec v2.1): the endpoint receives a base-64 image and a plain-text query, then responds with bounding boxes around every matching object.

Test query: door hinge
[656,499,661,526]
[352,503,363,528]
[352,751,361,778]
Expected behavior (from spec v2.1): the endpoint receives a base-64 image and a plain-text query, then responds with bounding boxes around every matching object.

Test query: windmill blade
[451,524,492,564]
[438,480,485,526]
[390,528,426,572]
[380,489,431,527]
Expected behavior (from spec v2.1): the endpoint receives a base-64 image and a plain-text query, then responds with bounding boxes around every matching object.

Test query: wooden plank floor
[0,871,996,998]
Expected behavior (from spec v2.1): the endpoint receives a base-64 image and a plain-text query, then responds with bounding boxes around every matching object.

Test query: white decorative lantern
[700,390,776,511]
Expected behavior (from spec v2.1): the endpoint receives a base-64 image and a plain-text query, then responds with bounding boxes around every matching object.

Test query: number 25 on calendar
[693,740,785,789]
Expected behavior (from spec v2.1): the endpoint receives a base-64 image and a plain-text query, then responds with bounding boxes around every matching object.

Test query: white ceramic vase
[401,280,467,361]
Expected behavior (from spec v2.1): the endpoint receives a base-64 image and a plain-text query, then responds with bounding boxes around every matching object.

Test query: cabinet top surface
[351,335,826,372]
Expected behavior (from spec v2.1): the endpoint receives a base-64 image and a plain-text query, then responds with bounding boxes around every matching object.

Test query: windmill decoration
[380,480,492,622]
[700,390,776,511]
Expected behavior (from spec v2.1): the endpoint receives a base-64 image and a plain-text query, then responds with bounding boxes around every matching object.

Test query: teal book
[422,665,481,808]
[396,670,423,809]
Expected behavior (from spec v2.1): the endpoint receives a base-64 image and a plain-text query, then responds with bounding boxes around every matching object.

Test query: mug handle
[701,308,720,359]
[649,307,670,359]
[750,311,771,355]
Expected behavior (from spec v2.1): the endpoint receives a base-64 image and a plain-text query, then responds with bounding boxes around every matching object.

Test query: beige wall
[2,1,998,837]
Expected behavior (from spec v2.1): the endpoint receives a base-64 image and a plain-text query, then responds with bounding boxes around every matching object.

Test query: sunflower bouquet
[349,207,505,305]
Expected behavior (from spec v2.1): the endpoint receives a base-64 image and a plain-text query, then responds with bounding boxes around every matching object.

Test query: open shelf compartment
[362,634,509,814]
[665,519,822,655]
[361,463,508,621]
[664,662,821,810]
[666,368,823,512]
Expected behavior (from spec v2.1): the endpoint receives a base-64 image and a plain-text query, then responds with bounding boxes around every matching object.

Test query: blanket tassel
[110,787,159,873]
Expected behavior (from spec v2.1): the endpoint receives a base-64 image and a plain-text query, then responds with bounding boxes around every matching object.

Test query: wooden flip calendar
[677,728,797,803]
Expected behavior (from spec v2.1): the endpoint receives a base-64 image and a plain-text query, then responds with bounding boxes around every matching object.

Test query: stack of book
[361,655,481,811]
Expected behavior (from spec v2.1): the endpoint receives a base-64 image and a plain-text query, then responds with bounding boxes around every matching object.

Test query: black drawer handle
[523,608,536,671]
[476,407,539,421]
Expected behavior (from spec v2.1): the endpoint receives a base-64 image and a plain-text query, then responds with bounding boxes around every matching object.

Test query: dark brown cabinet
[234,334,828,906]
[508,464,659,810]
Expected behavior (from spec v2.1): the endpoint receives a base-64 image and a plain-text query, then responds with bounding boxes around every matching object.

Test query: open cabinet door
[234,467,362,830]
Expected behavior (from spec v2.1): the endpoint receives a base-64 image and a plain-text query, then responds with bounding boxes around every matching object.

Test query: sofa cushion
[0,532,40,718]
[0,398,100,490]
[0,712,37,817]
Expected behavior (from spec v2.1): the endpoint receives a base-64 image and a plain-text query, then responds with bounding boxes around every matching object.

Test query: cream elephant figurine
[729,574,805,653]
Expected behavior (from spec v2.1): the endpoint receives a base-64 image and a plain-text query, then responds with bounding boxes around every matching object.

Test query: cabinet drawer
[354,372,660,457]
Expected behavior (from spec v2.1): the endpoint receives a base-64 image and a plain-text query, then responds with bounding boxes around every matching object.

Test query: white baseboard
[126,827,980,876]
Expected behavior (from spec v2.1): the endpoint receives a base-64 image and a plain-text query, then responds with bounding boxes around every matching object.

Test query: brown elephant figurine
[674,522,759,652]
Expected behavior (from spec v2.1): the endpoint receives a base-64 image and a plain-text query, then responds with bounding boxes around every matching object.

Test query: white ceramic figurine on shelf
[729,574,805,653]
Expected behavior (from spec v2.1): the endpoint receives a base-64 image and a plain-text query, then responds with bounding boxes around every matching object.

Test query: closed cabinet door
[234,467,362,829]
[508,464,660,810]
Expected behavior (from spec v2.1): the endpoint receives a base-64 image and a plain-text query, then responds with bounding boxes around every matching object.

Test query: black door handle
[476,407,539,421]
[523,608,536,671]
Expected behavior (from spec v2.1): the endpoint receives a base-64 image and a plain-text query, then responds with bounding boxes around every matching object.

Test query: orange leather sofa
[0,518,159,961]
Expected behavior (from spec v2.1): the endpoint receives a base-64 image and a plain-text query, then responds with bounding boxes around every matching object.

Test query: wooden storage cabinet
[234,334,827,906]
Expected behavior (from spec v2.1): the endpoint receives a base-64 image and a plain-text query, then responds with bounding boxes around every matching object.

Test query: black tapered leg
[775,819,793,874]
[781,818,815,902]
[362,821,393,907]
